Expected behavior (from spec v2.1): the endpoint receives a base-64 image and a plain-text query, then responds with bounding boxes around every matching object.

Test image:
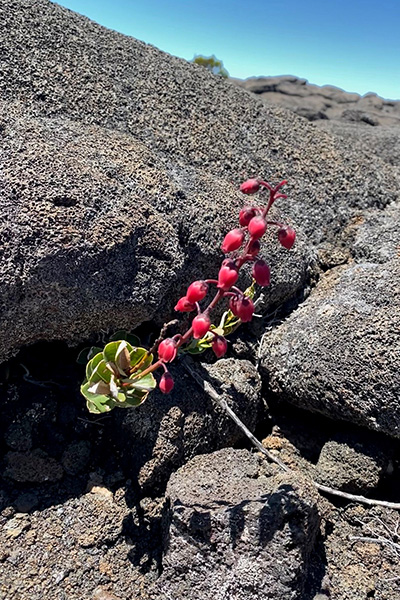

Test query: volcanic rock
[0,0,398,359]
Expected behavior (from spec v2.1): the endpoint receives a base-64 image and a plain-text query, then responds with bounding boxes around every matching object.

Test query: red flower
[278,227,296,249]
[240,179,260,195]
[192,314,211,339]
[221,229,244,253]
[252,260,270,286]
[186,280,209,303]
[159,372,174,394]
[158,338,177,363]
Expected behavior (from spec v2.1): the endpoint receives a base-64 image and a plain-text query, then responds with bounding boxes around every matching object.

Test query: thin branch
[182,358,289,472]
[315,484,400,510]
[183,357,400,512]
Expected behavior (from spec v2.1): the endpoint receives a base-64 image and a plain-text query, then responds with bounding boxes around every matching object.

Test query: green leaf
[103,341,125,364]
[129,347,153,372]
[123,372,157,392]
[77,346,100,365]
[86,352,104,381]
[81,381,116,414]
[88,358,112,385]
[124,388,149,407]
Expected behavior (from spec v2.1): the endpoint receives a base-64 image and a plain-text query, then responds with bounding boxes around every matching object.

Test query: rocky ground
[1,1,399,599]
[1,342,400,600]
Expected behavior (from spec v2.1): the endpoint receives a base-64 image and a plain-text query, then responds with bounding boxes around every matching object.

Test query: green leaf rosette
[81,340,156,414]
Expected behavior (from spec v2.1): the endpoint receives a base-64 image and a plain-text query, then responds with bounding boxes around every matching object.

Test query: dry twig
[183,357,400,511]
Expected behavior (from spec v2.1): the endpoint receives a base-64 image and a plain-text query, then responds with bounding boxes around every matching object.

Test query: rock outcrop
[260,259,400,438]
[117,358,263,492]
[0,0,398,360]
[150,448,320,600]
[235,75,400,126]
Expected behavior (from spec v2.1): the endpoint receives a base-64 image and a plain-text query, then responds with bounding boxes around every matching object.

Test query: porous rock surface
[149,448,320,600]
[0,485,147,600]
[116,358,262,492]
[260,258,400,438]
[314,434,390,494]
[1,0,399,360]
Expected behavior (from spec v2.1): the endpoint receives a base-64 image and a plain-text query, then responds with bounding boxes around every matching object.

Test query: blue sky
[57,0,400,99]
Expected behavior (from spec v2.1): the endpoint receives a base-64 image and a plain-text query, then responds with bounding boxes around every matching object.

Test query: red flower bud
[252,260,271,286]
[217,261,239,291]
[248,216,267,239]
[212,335,228,358]
[192,314,211,339]
[221,228,245,253]
[239,207,257,227]
[247,239,260,257]
[159,372,174,394]
[240,179,260,195]
[278,226,296,249]
[174,296,196,312]
[158,338,177,363]
[229,296,254,322]
[186,280,209,303]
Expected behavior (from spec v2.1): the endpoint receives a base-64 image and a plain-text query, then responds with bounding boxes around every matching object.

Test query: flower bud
[248,216,267,239]
[221,228,244,253]
[278,226,296,250]
[252,260,270,286]
[159,372,174,394]
[186,280,209,303]
[174,296,196,312]
[192,314,211,339]
[158,338,177,363]
[247,239,260,257]
[240,179,260,195]
[217,261,239,291]
[212,335,228,358]
[239,207,256,227]
[229,296,254,322]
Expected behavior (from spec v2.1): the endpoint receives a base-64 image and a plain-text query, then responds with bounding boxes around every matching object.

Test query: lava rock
[61,440,91,475]
[116,358,263,492]
[260,260,400,438]
[150,447,320,600]
[4,450,64,483]
[0,0,398,360]
[315,434,391,494]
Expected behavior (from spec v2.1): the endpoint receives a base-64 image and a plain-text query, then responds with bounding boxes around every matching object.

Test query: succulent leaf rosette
[81,341,156,413]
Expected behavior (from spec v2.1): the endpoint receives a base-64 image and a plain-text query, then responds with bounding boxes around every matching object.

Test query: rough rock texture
[260,259,400,438]
[1,343,400,599]
[316,120,400,167]
[314,435,390,494]
[117,358,263,492]
[1,0,399,360]
[350,204,400,263]
[235,75,400,126]
[318,504,400,600]
[150,448,320,600]
[0,485,153,600]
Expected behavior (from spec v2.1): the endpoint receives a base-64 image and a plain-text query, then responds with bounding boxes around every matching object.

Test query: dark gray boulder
[260,259,400,438]
[314,433,391,494]
[150,447,320,600]
[0,0,398,360]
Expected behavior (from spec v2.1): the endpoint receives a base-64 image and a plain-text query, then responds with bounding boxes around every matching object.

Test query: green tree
[192,55,229,78]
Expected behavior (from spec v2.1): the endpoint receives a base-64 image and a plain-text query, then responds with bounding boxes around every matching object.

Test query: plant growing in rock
[81,178,296,414]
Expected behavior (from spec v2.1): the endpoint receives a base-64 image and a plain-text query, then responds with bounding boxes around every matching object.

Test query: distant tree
[192,55,229,78]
